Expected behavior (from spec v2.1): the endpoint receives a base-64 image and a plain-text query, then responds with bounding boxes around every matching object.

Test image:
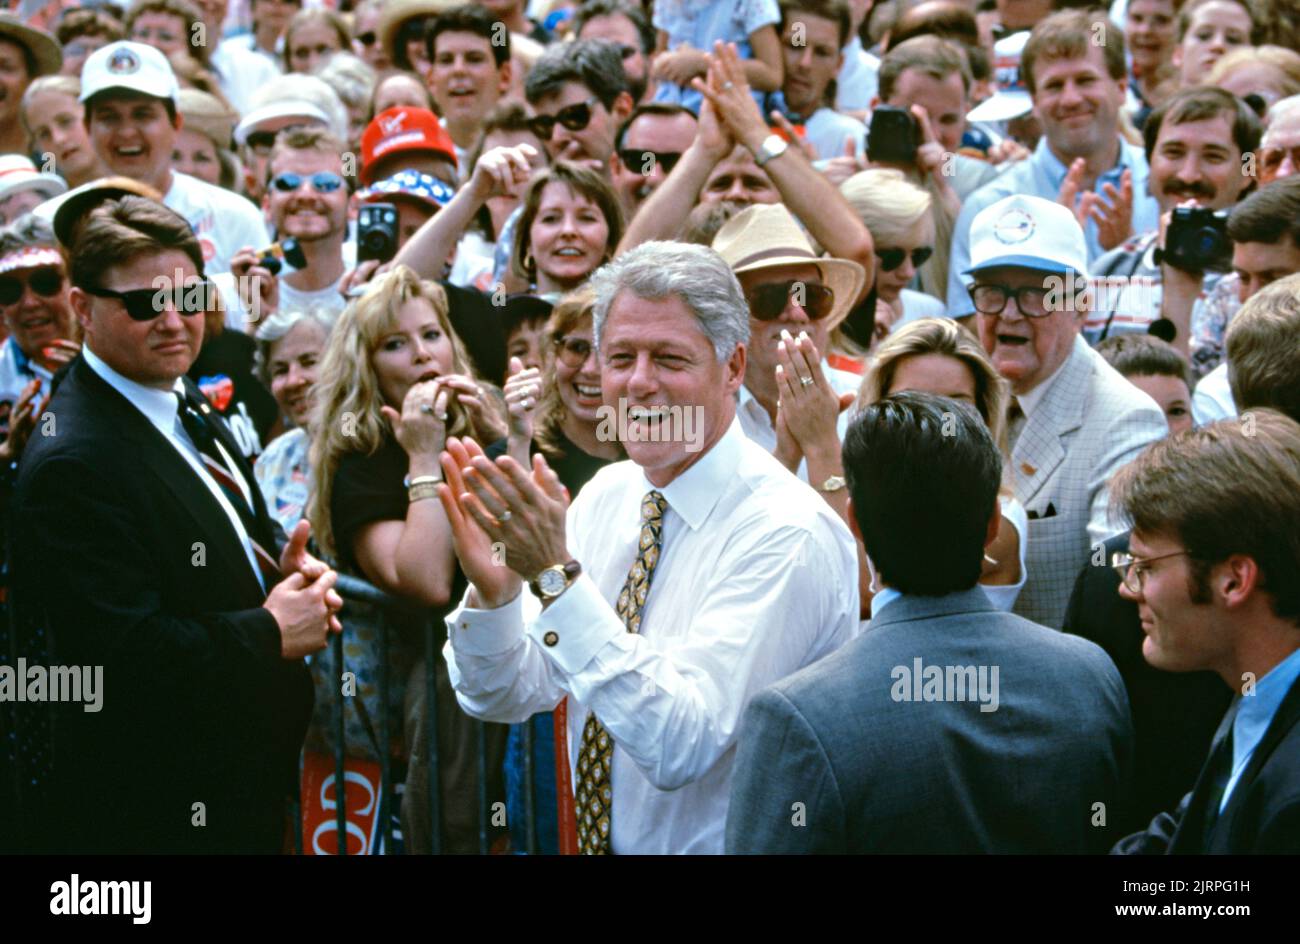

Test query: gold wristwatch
[818,475,846,493]
[530,560,582,599]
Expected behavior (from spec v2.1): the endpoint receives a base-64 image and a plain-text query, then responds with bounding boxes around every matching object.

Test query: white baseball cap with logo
[964,193,1088,279]
[80,41,180,105]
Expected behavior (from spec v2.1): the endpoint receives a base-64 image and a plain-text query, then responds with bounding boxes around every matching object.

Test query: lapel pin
[1020,462,1036,476]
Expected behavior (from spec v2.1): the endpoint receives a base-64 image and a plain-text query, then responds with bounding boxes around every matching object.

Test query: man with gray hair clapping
[437,240,859,854]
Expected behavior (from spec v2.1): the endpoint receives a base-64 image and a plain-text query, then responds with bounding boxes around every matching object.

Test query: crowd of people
[0,0,1297,855]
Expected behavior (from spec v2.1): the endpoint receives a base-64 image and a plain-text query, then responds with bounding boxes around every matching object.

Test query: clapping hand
[774,330,853,463]
[502,356,542,466]
[1059,160,1133,251]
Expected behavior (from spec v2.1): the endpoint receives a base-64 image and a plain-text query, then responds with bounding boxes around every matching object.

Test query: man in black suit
[1110,410,1300,854]
[8,195,342,853]
[726,393,1133,854]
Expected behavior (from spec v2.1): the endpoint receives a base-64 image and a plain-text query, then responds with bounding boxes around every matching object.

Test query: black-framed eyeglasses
[528,98,599,140]
[968,282,1053,318]
[83,279,216,321]
[0,267,64,305]
[618,149,683,174]
[553,335,594,368]
[1112,550,1192,594]
[272,172,345,194]
[876,246,933,272]
[745,280,835,321]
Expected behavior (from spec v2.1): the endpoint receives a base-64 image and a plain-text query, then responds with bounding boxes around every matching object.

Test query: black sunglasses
[618,149,683,174]
[745,280,835,321]
[0,267,64,305]
[84,279,216,321]
[528,98,598,140]
[272,172,345,194]
[553,335,594,367]
[246,131,277,153]
[356,31,377,46]
[876,246,934,272]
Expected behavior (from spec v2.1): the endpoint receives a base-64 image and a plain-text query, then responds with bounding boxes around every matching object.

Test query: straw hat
[711,204,866,331]
[177,89,238,150]
[378,0,461,67]
[0,14,62,78]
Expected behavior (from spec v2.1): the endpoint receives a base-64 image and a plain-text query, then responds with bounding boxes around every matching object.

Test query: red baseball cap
[360,107,457,185]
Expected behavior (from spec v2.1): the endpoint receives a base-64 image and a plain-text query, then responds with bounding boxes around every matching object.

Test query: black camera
[257,237,306,276]
[867,106,918,165]
[1161,207,1232,274]
[358,202,399,265]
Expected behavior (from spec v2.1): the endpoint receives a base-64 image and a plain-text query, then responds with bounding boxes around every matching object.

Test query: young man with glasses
[8,193,341,853]
[524,39,634,175]
[966,193,1166,629]
[74,41,271,276]
[609,103,698,220]
[1109,410,1300,854]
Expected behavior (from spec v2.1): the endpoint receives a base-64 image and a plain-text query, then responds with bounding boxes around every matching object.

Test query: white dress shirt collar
[82,345,187,437]
[642,416,744,532]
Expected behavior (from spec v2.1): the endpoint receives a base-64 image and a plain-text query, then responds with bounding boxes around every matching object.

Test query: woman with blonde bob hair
[857,317,1028,611]
[308,264,508,854]
[840,169,947,349]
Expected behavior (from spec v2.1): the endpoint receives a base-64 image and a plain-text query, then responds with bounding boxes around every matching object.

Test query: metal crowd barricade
[295,573,540,855]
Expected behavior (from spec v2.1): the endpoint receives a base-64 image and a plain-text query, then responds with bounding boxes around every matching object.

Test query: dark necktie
[175,392,280,586]
[1200,722,1236,847]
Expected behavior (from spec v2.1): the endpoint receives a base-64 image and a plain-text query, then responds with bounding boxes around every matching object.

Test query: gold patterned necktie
[574,489,669,854]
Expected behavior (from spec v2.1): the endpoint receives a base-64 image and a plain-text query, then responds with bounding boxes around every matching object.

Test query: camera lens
[1197,228,1226,256]
[363,230,388,251]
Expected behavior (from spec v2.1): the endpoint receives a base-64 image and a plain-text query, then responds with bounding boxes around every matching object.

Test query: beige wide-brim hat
[0,14,62,78]
[712,203,866,332]
[378,0,461,65]
[177,89,238,150]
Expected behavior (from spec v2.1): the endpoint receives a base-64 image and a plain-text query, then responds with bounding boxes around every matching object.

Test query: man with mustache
[1086,88,1259,367]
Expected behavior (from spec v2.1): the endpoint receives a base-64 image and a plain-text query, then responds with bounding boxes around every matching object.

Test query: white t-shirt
[165,172,271,276]
[210,39,284,115]
[214,240,355,330]
[1193,362,1237,426]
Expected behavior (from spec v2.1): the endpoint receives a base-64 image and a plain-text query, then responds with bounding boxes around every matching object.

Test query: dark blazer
[725,587,1133,854]
[1113,678,1300,854]
[8,356,313,853]
[1063,532,1231,835]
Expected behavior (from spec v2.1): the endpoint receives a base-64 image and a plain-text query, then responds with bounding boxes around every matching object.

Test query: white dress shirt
[737,360,861,483]
[82,346,266,590]
[444,418,860,854]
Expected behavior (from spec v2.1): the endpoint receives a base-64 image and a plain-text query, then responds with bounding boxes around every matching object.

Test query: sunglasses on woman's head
[271,172,346,194]
[528,99,598,140]
[876,246,934,272]
[554,335,594,367]
[744,280,835,321]
[0,268,64,305]
[83,279,216,321]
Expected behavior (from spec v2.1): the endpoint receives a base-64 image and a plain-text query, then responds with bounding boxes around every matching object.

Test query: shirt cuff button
[543,631,559,647]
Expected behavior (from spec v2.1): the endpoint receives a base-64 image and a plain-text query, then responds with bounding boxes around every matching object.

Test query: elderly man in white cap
[966,192,1166,628]
[712,203,866,499]
[74,40,269,275]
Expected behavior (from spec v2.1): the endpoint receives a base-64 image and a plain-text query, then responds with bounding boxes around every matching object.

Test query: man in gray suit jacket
[726,392,1134,854]
[965,194,1167,628]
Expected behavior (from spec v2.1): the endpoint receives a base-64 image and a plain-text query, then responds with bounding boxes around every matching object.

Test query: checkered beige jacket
[1011,336,1168,628]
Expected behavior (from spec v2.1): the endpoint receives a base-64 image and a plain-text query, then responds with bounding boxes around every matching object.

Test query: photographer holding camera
[1086,87,1259,365]
[228,128,355,329]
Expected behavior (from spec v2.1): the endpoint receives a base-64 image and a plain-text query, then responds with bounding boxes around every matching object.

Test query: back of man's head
[1226,271,1300,423]
[844,391,1002,596]
[1227,175,1300,248]
[525,38,628,108]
